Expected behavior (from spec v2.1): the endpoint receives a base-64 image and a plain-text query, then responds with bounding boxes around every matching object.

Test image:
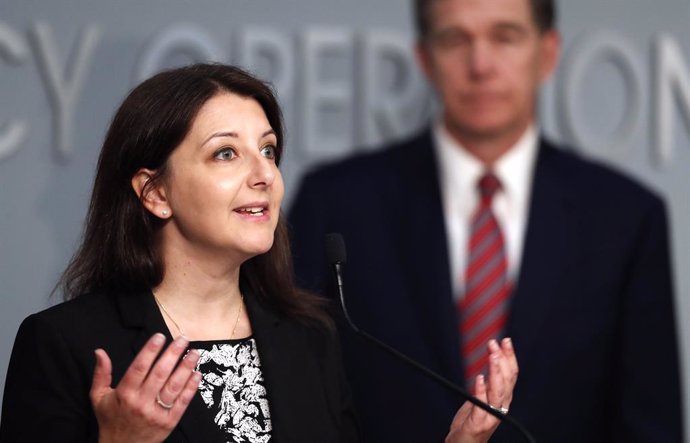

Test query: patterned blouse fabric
[191,337,272,443]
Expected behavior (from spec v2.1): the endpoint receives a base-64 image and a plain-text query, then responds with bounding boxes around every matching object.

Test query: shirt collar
[432,120,539,210]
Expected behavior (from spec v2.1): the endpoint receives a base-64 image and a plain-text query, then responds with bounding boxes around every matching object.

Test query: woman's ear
[131,168,171,219]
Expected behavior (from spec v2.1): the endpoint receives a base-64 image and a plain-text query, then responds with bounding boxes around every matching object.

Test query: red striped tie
[459,172,511,388]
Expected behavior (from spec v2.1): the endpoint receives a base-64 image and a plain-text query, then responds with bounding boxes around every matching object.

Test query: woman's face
[157,92,284,263]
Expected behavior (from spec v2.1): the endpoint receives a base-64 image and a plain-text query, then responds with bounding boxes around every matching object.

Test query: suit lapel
[507,141,574,367]
[392,130,463,383]
[383,135,575,389]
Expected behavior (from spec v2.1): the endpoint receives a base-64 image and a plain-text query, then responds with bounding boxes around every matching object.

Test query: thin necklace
[153,292,244,339]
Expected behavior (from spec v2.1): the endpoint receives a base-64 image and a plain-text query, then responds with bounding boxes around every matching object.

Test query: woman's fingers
[493,338,518,409]
[485,340,507,413]
[450,384,476,428]
[168,368,203,417]
[115,333,195,414]
[468,372,498,428]
[90,349,113,403]
[501,337,518,387]
[90,333,202,443]
[445,338,521,443]
[155,349,201,410]
[140,335,191,394]
[117,333,168,393]
[445,375,486,443]
[445,338,519,443]
[446,374,504,443]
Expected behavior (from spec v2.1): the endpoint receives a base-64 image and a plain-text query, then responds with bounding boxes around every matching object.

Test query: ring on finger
[156,392,175,410]
[489,404,509,414]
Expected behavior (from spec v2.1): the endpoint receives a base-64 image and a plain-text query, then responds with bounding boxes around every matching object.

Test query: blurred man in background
[289,0,683,441]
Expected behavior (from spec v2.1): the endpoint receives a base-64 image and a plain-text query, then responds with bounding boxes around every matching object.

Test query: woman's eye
[214,147,236,161]
[261,145,277,160]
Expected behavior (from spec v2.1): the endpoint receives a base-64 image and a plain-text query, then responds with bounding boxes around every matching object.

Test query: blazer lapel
[507,141,575,368]
[115,289,170,355]
[243,290,324,442]
[115,290,223,443]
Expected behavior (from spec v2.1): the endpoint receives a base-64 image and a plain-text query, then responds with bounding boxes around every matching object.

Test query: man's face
[417,0,559,147]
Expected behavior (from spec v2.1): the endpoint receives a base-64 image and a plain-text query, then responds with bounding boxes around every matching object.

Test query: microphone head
[325,233,347,264]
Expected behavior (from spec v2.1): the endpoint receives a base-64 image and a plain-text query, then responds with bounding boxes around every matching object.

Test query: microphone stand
[330,261,537,443]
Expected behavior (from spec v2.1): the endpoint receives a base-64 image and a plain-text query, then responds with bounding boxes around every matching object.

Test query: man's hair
[414,0,556,38]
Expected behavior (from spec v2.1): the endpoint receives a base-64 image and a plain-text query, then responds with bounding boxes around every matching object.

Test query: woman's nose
[248,155,276,188]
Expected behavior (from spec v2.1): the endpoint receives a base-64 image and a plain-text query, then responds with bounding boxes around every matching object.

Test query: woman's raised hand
[90,334,201,443]
[445,337,519,443]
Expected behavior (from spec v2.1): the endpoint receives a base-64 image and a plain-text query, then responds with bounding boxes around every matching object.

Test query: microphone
[324,232,536,443]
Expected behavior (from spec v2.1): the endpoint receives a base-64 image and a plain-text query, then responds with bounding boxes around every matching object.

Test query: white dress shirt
[433,121,539,301]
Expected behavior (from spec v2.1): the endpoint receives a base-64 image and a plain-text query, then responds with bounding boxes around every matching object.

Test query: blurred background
[1,0,689,437]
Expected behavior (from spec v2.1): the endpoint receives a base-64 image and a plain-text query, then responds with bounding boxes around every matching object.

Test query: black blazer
[0,287,359,443]
[288,129,682,443]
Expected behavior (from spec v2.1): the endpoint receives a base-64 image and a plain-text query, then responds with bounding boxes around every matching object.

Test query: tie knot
[477,173,501,200]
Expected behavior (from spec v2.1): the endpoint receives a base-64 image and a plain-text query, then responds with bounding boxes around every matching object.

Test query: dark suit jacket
[288,129,682,443]
[0,286,359,443]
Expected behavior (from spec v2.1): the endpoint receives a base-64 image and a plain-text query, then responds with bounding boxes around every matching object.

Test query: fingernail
[488,339,499,349]
[174,335,189,348]
[504,337,513,348]
[477,374,485,385]
[152,333,166,346]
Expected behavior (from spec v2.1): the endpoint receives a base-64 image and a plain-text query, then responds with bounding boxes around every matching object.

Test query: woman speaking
[0,63,516,443]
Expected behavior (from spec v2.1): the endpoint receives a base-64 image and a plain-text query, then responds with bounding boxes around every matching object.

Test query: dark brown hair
[414,0,556,38]
[58,63,330,327]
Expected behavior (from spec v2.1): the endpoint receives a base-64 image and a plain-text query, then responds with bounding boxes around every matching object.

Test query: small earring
[161,210,168,216]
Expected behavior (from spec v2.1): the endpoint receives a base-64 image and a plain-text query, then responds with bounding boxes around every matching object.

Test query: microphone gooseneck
[324,232,537,443]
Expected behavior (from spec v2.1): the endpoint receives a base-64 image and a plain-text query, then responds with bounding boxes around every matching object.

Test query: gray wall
[1,0,689,437]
